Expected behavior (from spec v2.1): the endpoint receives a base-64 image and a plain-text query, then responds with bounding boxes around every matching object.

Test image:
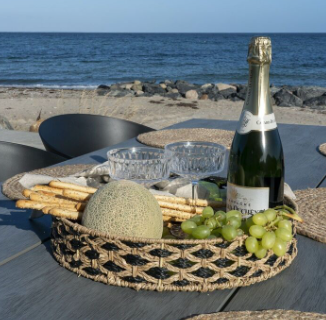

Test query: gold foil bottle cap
[247,37,272,65]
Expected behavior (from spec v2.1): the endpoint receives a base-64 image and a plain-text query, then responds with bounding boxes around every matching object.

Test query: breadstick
[161,208,195,220]
[29,192,81,206]
[154,195,225,208]
[23,189,32,198]
[49,181,97,194]
[76,202,87,211]
[158,201,205,214]
[16,200,77,211]
[163,215,185,222]
[31,185,63,195]
[49,208,83,221]
[42,206,56,214]
[62,189,92,201]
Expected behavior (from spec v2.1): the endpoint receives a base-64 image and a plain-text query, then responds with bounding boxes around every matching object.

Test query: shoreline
[1,83,326,132]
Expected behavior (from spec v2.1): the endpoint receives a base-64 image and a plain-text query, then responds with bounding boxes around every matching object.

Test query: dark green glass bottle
[227,37,284,217]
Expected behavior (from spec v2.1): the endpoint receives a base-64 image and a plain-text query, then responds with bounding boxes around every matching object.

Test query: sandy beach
[1,87,326,131]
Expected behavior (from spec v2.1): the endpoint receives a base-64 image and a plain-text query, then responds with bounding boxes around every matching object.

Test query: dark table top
[1,119,326,320]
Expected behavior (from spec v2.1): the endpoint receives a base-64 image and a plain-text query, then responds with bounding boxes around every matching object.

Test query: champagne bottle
[227,37,284,217]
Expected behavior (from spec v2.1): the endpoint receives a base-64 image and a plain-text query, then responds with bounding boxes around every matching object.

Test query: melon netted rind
[82,180,163,239]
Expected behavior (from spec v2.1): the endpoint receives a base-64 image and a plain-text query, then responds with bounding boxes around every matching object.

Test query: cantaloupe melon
[82,180,163,239]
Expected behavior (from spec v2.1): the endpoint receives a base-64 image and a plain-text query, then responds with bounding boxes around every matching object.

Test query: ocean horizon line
[1,31,326,34]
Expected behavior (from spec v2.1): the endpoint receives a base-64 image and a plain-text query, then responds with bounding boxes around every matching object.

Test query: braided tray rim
[2,164,95,200]
[137,128,234,149]
[51,196,298,292]
[184,309,326,320]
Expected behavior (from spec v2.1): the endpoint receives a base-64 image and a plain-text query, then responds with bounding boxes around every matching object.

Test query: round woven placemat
[137,128,234,149]
[185,310,326,320]
[2,164,94,200]
[295,188,326,243]
[318,143,326,156]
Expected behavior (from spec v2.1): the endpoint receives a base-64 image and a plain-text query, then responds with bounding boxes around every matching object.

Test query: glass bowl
[107,147,172,185]
[164,141,226,181]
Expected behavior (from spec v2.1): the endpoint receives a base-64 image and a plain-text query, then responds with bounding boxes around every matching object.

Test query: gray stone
[110,83,127,90]
[201,83,213,90]
[294,86,326,101]
[270,86,281,95]
[304,95,326,108]
[164,92,181,99]
[97,84,110,90]
[216,83,237,91]
[185,90,198,100]
[0,115,13,130]
[142,83,166,95]
[208,92,225,101]
[135,90,144,96]
[131,84,143,91]
[219,87,237,98]
[281,85,299,93]
[175,80,199,95]
[274,89,303,107]
[171,88,179,94]
[229,92,245,101]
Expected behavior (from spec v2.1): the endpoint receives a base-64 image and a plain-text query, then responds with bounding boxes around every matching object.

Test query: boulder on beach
[304,95,326,108]
[0,115,13,130]
[185,90,198,100]
[294,86,326,101]
[274,89,303,107]
[143,83,166,95]
[216,83,237,91]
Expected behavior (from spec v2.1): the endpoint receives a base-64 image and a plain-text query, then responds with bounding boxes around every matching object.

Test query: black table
[1,119,326,320]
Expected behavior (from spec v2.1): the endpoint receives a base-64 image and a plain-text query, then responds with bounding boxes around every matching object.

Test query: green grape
[192,225,211,239]
[163,235,176,239]
[205,217,218,229]
[272,238,287,257]
[190,215,202,225]
[221,225,237,241]
[181,220,198,235]
[237,229,244,236]
[211,228,222,237]
[249,225,266,239]
[255,245,267,259]
[207,235,217,239]
[275,228,293,242]
[261,231,276,249]
[245,237,259,253]
[278,220,292,232]
[226,210,242,220]
[202,206,214,219]
[264,209,277,222]
[214,211,226,223]
[252,213,268,226]
[246,217,255,228]
[227,216,242,229]
[162,226,170,237]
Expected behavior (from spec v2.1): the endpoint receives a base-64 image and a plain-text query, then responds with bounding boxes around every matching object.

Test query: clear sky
[0,0,325,33]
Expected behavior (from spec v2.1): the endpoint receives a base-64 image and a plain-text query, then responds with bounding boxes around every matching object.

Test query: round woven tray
[295,188,326,243]
[137,128,234,149]
[318,143,326,156]
[185,310,326,320]
[2,164,94,200]
[51,197,298,293]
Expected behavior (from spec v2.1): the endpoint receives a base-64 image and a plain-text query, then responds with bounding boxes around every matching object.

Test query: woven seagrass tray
[318,143,326,156]
[185,310,326,320]
[137,128,234,149]
[51,195,298,293]
[295,188,326,243]
[2,164,94,200]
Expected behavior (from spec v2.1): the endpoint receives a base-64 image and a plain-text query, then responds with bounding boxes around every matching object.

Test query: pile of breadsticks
[16,181,97,221]
[16,181,225,222]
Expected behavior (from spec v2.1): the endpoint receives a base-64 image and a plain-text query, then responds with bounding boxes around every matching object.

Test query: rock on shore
[96,81,326,108]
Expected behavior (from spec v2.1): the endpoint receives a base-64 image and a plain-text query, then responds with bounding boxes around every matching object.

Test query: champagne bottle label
[226,182,269,218]
[237,110,277,134]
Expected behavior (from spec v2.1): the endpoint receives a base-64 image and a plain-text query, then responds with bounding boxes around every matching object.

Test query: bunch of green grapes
[181,207,244,242]
[178,204,299,259]
[244,209,293,259]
